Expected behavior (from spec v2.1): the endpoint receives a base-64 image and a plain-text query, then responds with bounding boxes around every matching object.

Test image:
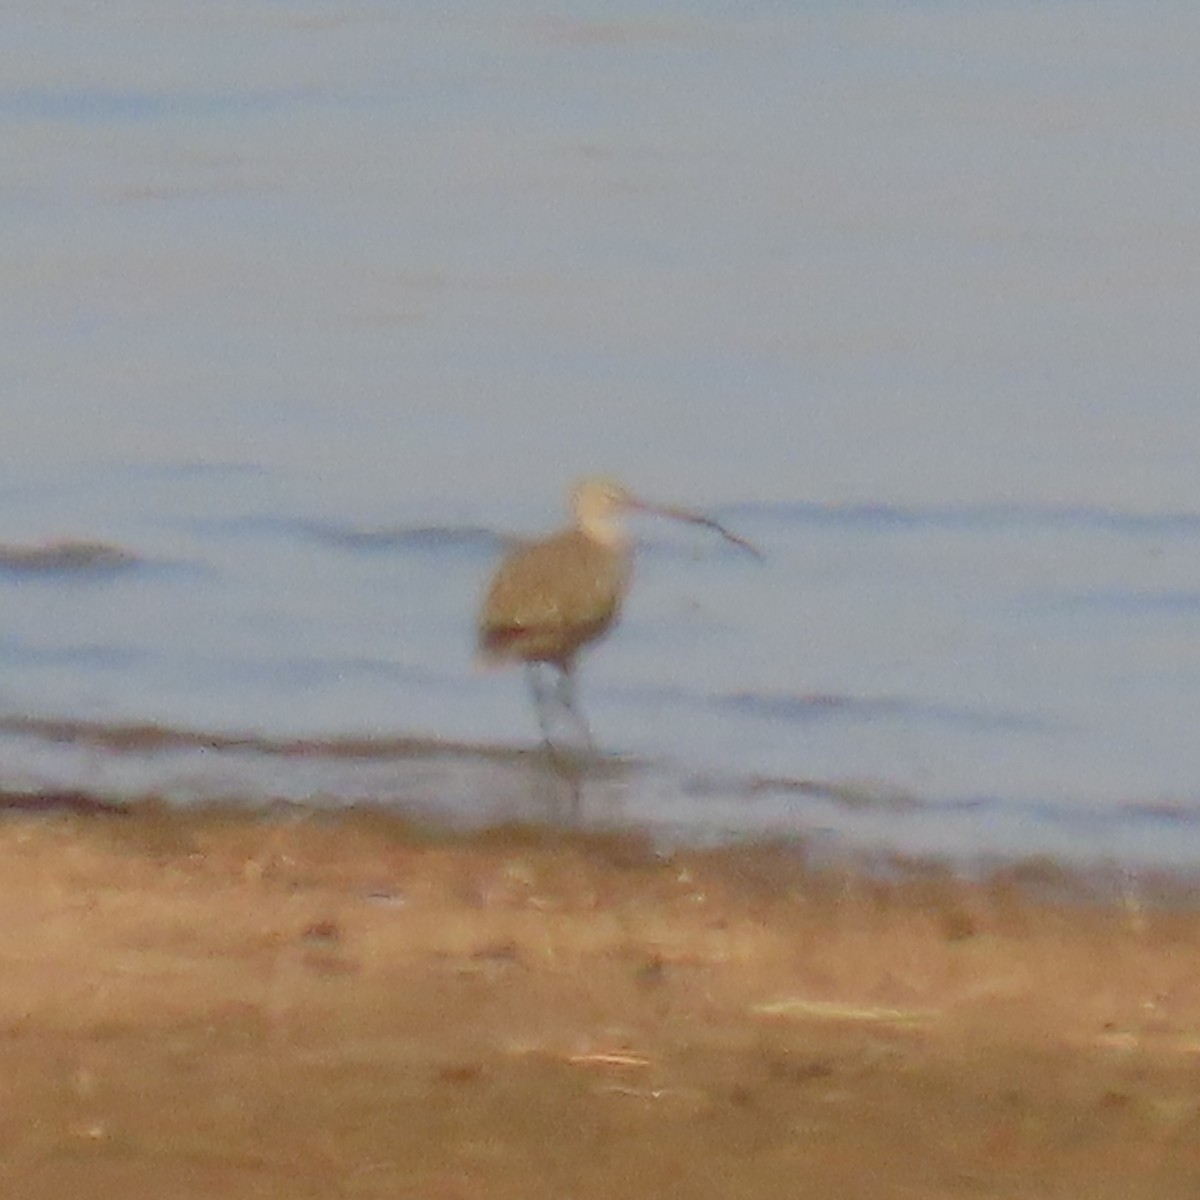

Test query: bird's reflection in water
[540,744,588,824]
[523,734,634,830]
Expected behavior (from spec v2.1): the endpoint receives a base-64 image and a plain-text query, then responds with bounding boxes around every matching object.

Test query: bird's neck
[580,516,628,548]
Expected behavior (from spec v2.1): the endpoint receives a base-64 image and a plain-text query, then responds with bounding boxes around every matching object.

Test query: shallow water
[2,1,1198,866]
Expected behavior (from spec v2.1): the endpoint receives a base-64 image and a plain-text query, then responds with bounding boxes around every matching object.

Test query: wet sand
[1,800,1199,1198]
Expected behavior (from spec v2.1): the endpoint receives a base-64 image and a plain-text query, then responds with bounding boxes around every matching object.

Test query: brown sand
[1,803,1198,1198]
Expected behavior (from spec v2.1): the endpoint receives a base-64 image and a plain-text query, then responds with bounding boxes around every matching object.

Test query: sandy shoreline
[1,802,1198,1197]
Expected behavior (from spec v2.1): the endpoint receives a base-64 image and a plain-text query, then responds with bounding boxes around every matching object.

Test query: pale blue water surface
[1,1,1198,868]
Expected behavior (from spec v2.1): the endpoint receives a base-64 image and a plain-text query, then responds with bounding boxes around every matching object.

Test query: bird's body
[478,527,630,671]
[477,476,760,749]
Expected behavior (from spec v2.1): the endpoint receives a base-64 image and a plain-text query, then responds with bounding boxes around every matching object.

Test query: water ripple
[0,86,319,123]
[0,539,140,576]
[724,501,1200,537]
[297,522,503,554]
[712,691,1058,734]
[1045,590,1200,615]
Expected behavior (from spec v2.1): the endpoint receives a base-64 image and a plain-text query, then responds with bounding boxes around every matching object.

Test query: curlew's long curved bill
[625,498,765,560]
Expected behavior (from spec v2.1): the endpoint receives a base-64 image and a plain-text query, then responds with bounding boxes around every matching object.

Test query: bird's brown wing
[478,531,629,667]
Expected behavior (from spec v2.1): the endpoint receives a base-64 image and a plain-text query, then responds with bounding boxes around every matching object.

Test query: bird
[477,476,762,750]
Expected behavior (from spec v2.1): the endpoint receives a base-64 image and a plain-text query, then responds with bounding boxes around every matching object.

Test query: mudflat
[1,802,1198,1198]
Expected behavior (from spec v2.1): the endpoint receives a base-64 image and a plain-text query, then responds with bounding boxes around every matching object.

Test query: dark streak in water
[0,86,320,123]
[722,501,1200,537]
[296,522,503,554]
[0,539,140,575]
[0,789,129,816]
[179,515,504,555]
[0,641,145,671]
[695,771,1200,830]
[117,460,271,481]
[745,776,923,812]
[0,714,581,766]
[1122,799,1200,824]
[713,691,1057,734]
[1042,590,1200,616]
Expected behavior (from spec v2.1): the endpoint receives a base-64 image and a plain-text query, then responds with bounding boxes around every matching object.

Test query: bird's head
[569,475,764,560]
[570,476,634,543]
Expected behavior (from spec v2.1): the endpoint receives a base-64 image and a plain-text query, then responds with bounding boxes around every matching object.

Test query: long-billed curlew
[477,476,761,748]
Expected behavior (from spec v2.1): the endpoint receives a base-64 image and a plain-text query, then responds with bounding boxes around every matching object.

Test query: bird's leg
[525,663,558,748]
[548,663,588,821]
[554,662,595,752]
[526,661,593,755]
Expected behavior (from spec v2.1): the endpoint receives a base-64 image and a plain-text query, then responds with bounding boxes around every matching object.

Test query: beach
[7,5,1200,1191]
[2,800,1198,1198]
